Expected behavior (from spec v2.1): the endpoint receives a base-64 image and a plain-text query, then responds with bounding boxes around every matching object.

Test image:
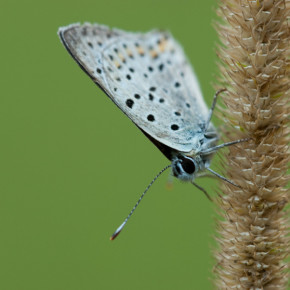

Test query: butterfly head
[171,132,218,182]
[171,154,203,182]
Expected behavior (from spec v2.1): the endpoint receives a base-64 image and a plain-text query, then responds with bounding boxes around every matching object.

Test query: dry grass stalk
[214,0,289,288]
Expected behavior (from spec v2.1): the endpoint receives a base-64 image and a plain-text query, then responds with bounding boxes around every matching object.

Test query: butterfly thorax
[171,130,218,182]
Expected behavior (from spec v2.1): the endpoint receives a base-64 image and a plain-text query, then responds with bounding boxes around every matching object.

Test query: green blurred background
[1,1,222,289]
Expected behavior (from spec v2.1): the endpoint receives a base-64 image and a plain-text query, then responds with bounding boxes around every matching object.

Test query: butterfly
[58,23,246,239]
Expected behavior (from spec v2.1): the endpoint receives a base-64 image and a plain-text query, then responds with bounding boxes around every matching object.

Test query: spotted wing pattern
[58,23,211,153]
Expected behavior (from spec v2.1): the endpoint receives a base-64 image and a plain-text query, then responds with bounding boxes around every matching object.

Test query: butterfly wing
[58,23,212,153]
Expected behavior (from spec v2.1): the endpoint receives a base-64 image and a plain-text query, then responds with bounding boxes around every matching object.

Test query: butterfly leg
[205,88,227,131]
[196,173,219,180]
[191,181,213,201]
[201,138,250,155]
[206,168,241,188]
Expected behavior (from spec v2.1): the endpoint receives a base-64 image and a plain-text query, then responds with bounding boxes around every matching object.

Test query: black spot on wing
[147,114,155,122]
[126,99,134,108]
[171,124,179,131]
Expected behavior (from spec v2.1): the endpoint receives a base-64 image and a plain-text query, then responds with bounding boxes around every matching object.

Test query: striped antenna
[110,164,171,240]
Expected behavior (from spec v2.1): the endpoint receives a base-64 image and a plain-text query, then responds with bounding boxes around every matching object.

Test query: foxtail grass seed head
[214,0,289,289]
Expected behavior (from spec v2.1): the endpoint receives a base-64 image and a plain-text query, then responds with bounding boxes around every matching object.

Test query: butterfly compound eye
[180,156,195,174]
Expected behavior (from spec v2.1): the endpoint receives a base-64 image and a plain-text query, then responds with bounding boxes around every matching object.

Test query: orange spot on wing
[126,49,133,57]
[137,47,145,55]
[118,53,125,62]
[150,50,158,59]
[114,61,121,68]
[158,39,167,52]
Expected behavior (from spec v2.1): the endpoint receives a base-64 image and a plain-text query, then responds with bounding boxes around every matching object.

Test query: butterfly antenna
[110,164,171,240]
[205,88,226,131]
